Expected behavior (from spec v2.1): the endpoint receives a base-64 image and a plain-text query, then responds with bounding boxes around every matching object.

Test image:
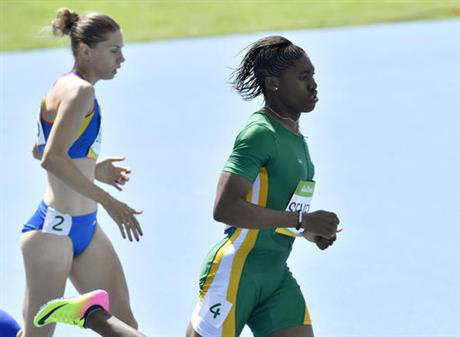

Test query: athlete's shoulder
[246,111,276,131]
[238,112,276,141]
[234,115,277,153]
[54,75,95,104]
[228,111,278,171]
[64,77,94,100]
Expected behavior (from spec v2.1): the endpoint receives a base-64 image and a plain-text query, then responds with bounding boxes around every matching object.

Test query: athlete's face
[278,53,318,113]
[88,30,125,80]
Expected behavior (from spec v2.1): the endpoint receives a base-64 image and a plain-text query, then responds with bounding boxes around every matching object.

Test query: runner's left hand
[95,157,131,191]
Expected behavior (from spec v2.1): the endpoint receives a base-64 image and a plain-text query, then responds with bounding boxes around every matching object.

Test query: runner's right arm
[214,172,338,238]
[40,83,142,241]
[214,123,338,238]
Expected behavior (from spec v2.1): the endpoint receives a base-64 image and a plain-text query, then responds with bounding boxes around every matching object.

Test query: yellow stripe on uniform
[75,111,95,140]
[222,229,258,335]
[275,227,298,237]
[303,304,312,325]
[245,184,253,204]
[258,167,268,207]
[87,148,98,160]
[199,228,243,301]
[222,167,268,335]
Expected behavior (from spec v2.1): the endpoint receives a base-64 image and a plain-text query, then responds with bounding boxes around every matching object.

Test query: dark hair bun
[51,8,79,36]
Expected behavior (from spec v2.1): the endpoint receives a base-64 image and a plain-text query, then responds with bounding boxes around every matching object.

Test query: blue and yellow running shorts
[191,227,311,337]
[22,201,97,256]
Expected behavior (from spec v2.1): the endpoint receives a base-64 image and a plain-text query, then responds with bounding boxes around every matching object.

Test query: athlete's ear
[265,76,280,93]
[77,42,92,62]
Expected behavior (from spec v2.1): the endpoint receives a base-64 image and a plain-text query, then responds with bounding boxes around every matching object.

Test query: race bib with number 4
[275,180,315,238]
[197,292,232,329]
[42,207,72,236]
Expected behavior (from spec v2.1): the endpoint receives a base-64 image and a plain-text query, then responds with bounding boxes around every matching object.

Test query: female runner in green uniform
[187,36,340,337]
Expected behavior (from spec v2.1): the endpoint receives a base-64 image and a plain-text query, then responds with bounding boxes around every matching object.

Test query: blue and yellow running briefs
[22,201,97,256]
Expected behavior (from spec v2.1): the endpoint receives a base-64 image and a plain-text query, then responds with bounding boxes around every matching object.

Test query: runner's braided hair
[51,8,120,57]
[230,36,306,100]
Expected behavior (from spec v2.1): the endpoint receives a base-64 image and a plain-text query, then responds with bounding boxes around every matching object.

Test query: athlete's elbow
[213,201,237,225]
[40,157,52,171]
[213,205,225,223]
[40,151,60,171]
[213,202,229,224]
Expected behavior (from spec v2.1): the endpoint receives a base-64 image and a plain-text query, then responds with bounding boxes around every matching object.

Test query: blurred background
[1,1,460,336]
[2,0,460,51]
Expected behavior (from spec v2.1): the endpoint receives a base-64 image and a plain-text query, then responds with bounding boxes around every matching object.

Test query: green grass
[1,0,460,51]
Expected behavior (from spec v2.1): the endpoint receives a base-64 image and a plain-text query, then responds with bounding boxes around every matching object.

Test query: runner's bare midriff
[43,157,97,215]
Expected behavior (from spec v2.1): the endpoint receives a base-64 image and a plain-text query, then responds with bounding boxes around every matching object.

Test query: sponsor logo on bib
[275,180,315,237]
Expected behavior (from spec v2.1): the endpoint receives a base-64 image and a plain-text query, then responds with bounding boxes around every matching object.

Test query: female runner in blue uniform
[20,8,143,337]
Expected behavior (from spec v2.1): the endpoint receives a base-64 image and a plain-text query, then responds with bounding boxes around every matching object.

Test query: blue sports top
[36,85,102,160]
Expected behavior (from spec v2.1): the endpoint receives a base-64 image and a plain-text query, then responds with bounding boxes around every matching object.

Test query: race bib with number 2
[42,207,72,236]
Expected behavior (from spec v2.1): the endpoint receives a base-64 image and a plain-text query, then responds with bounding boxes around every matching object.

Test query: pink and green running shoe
[33,289,109,329]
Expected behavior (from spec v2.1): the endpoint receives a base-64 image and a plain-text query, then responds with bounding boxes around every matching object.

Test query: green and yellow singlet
[224,110,315,241]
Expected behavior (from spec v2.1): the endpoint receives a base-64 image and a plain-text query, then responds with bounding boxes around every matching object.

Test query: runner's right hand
[301,210,340,239]
[100,193,143,241]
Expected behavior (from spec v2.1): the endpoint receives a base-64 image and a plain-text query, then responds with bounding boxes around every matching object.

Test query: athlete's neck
[263,98,301,134]
[73,64,98,85]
